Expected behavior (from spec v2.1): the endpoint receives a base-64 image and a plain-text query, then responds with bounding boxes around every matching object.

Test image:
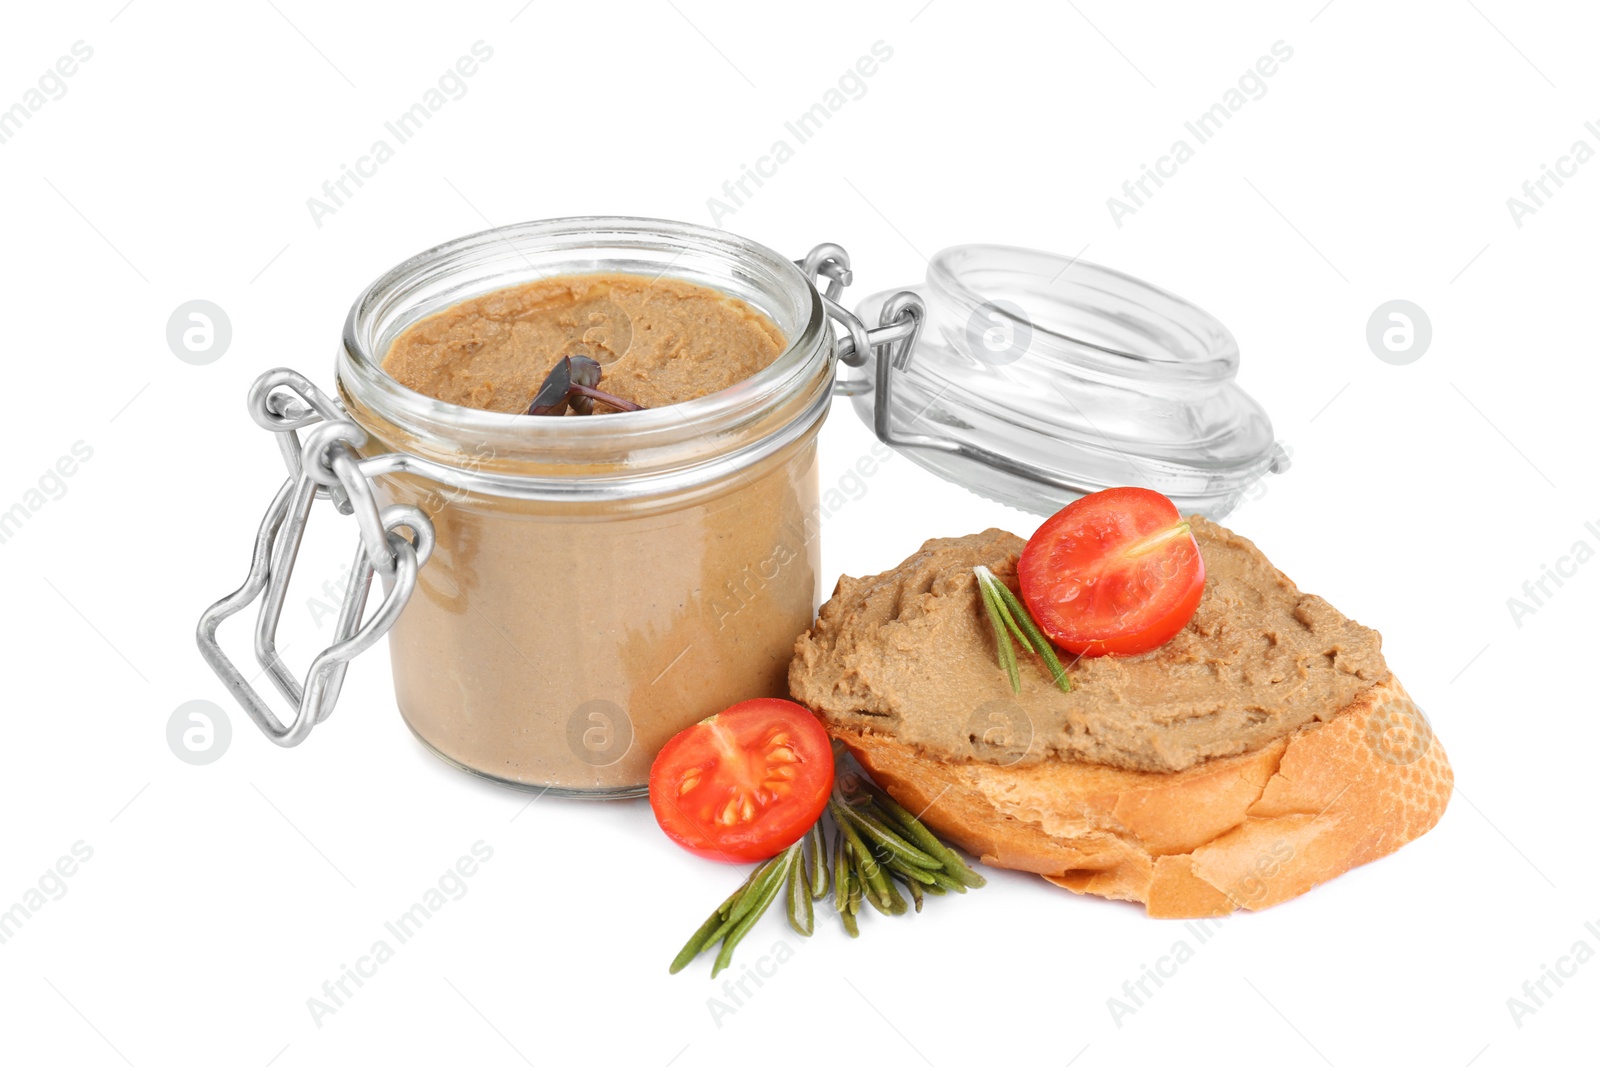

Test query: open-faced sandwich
[789,487,1452,918]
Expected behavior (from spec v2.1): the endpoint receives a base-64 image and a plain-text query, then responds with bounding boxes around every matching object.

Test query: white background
[2,1,1595,1064]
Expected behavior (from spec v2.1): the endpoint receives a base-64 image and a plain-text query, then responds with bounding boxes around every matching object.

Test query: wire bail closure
[796,243,923,399]
[196,372,435,747]
[800,243,1061,481]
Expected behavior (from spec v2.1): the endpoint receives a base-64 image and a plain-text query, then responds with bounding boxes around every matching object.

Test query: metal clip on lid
[796,244,930,450]
[196,370,435,746]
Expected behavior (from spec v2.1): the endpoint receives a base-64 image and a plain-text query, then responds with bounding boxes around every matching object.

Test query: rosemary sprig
[668,761,985,975]
[973,565,1072,693]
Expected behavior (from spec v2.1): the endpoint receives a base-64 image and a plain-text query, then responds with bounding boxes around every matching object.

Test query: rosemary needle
[785,851,813,937]
[806,821,830,901]
[832,822,851,918]
[976,570,1022,692]
[990,577,1072,693]
[895,869,925,912]
[989,577,1032,648]
[840,900,860,938]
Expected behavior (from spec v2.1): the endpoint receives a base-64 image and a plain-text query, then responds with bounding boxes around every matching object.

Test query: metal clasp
[196,370,435,747]
[799,243,962,458]
[799,243,1115,496]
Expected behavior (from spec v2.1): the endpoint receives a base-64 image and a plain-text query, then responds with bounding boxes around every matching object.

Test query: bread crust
[829,676,1452,917]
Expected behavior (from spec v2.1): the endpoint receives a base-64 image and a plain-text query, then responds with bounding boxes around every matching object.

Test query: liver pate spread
[382,272,786,412]
[789,517,1392,774]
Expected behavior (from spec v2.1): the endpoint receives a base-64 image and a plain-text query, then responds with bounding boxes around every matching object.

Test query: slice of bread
[829,675,1451,917]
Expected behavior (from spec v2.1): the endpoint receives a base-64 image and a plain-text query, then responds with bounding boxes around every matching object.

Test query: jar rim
[335,216,833,487]
[925,243,1238,384]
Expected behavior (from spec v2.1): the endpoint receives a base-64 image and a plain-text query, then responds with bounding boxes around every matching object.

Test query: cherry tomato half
[648,698,834,863]
[1017,486,1205,658]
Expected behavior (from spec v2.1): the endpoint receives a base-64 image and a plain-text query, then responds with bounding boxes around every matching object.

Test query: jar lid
[843,244,1288,518]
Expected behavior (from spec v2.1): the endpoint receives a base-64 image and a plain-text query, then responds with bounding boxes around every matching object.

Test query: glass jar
[335,218,834,796]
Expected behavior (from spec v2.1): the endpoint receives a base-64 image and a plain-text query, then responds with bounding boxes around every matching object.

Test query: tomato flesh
[648,698,834,863]
[1017,487,1205,658]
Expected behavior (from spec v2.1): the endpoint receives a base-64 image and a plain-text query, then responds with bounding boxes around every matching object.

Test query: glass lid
[843,243,1288,518]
